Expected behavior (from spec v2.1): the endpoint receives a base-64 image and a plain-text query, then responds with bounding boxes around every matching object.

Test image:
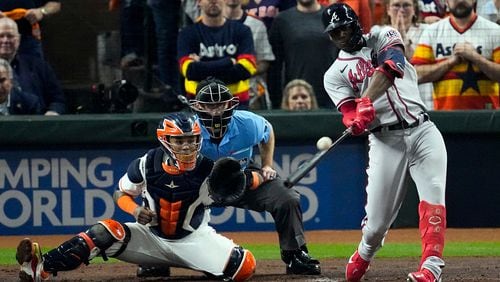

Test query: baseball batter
[322,3,447,282]
[15,112,256,282]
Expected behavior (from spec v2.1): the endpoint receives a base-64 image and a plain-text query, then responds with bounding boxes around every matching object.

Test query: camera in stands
[77,80,138,113]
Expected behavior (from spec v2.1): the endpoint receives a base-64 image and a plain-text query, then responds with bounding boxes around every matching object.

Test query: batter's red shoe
[16,238,50,282]
[345,250,370,282]
[407,268,441,282]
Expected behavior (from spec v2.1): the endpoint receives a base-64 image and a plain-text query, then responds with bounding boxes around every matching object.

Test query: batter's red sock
[418,201,446,268]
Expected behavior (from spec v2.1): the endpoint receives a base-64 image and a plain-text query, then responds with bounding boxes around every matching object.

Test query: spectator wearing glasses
[382,0,434,109]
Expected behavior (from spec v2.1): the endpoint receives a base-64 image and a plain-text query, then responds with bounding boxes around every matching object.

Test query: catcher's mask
[322,3,363,53]
[157,112,202,171]
[190,77,239,139]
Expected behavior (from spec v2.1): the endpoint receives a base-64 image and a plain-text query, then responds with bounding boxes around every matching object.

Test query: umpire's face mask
[204,113,231,139]
[194,101,235,139]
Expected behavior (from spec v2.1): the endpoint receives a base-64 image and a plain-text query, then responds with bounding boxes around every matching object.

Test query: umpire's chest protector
[144,148,213,239]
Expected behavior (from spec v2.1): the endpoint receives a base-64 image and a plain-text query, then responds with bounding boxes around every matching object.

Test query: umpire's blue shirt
[200,110,272,169]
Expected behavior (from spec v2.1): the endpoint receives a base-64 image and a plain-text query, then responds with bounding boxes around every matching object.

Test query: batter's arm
[414,55,462,84]
[361,70,393,101]
[363,45,405,101]
[258,126,276,180]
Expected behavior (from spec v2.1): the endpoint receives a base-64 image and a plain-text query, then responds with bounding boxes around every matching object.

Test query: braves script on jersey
[324,25,426,127]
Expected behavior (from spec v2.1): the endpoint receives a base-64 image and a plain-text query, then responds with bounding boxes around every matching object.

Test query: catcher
[15,112,258,282]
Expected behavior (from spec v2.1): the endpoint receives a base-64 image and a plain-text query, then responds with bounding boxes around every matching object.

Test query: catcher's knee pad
[418,201,446,266]
[42,219,130,274]
[88,219,130,249]
[223,246,256,282]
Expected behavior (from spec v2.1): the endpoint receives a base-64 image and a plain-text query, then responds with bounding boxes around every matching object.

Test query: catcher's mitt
[208,157,246,205]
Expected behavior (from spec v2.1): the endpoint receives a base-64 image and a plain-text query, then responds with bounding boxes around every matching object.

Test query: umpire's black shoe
[136,265,171,278]
[281,248,321,275]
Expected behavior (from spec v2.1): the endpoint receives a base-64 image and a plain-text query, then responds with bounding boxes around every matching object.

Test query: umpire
[190,77,321,275]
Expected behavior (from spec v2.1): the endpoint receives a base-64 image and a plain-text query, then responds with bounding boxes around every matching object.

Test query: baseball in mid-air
[316,136,333,151]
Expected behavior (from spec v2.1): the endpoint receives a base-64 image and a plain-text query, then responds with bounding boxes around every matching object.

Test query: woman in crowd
[280,79,319,111]
[382,0,434,109]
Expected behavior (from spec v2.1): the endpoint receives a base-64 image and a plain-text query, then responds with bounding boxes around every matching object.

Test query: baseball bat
[284,128,352,188]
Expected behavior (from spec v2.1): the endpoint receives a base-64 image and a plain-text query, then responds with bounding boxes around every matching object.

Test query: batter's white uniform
[105,154,236,276]
[324,25,447,277]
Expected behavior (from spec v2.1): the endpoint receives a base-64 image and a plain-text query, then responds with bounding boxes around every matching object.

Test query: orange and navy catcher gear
[143,147,214,239]
[40,220,130,274]
[322,3,364,53]
[157,112,202,172]
[190,78,239,139]
[224,246,256,281]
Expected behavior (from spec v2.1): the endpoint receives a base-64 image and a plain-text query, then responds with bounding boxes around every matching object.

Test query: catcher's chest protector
[144,148,213,239]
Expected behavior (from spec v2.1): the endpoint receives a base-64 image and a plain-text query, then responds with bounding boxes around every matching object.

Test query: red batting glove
[342,113,365,135]
[342,97,375,136]
[342,110,356,128]
[355,97,375,124]
[340,101,365,135]
[340,99,375,135]
[351,97,375,135]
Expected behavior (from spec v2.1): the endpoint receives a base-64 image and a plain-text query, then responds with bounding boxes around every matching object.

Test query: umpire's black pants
[222,179,306,251]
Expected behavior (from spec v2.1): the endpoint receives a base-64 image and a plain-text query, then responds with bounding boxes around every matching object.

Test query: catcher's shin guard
[43,219,130,274]
[418,201,446,268]
[223,246,256,282]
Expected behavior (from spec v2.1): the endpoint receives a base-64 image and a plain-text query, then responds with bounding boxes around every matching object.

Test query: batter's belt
[371,113,429,132]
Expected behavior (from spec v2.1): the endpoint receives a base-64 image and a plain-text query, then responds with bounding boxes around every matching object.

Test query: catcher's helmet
[322,3,363,52]
[190,77,239,139]
[157,112,202,172]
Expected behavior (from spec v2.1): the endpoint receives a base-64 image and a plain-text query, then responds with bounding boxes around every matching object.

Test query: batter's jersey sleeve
[367,25,405,57]
[323,62,356,109]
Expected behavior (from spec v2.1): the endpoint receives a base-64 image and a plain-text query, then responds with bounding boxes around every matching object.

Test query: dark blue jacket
[11,55,66,114]
[8,86,43,115]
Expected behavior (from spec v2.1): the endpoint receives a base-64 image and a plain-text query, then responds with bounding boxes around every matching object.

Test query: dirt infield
[1,229,499,281]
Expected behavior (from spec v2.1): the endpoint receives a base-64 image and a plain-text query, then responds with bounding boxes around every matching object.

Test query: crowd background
[10,0,499,114]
